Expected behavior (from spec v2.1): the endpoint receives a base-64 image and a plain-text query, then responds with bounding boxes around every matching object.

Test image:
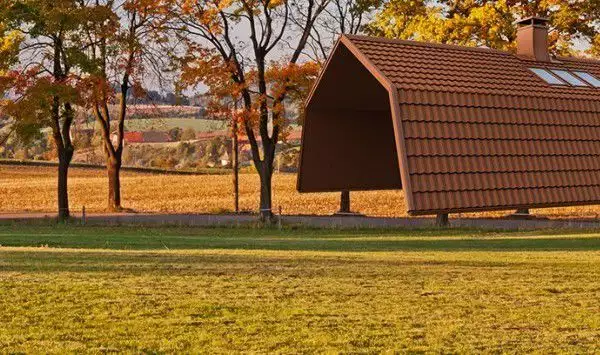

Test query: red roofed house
[122,131,171,143]
[298,17,600,221]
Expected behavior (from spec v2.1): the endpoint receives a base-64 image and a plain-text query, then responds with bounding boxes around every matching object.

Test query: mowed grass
[5,164,600,219]
[1,226,599,352]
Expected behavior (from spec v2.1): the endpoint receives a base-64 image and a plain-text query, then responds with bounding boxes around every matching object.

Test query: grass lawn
[1,226,599,352]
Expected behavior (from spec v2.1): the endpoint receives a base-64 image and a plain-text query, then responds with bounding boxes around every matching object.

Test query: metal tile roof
[345,35,600,215]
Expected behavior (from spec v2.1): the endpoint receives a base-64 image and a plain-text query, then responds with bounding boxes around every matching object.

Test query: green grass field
[1,226,599,352]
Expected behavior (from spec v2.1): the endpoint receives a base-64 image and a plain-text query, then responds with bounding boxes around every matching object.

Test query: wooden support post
[339,190,350,214]
[334,191,364,216]
[436,213,449,227]
[509,208,532,219]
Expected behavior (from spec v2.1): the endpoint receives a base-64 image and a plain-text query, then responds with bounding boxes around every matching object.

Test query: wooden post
[277,205,282,230]
[232,101,239,213]
[510,207,532,219]
[436,213,449,227]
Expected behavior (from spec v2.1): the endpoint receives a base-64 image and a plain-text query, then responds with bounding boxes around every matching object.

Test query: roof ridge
[344,34,600,65]
[343,34,510,56]
[556,55,600,65]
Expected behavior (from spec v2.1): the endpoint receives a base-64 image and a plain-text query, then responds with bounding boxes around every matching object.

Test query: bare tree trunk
[50,36,74,222]
[0,127,15,146]
[57,155,70,221]
[107,155,122,211]
[56,105,75,222]
[259,162,273,221]
[51,101,74,223]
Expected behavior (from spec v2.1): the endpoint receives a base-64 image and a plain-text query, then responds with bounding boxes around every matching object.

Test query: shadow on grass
[0,250,545,274]
[0,225,599,252]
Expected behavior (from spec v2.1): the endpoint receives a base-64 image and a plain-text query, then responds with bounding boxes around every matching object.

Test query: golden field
[2,164,600,218]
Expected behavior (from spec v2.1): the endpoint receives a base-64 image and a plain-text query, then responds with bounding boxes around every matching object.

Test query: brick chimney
[516,17,551,62]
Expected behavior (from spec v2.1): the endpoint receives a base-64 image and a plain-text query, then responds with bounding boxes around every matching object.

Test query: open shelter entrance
[298,42,402,193]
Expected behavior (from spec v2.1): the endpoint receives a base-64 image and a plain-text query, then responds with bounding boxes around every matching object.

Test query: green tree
[78,0,172,212]
[180,127,196,141]
[170,0,325,221]
[1,0,112,221]
[0,3,22,145]
[367,0,599,56]
[169,127,183,141]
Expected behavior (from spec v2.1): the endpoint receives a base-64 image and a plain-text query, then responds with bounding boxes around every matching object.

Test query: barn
[297,17,600,219]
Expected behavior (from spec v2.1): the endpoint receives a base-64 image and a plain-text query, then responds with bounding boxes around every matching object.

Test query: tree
[180,127,196,141]
[367,0,599,56]
[0,17,21,87]
[169,127,183,141]
[170,0,324,221]
[307,0,382,62]
[0,6,22,146]
[1,0,107,221]
[78,0,172,211]
[580,1,600,57]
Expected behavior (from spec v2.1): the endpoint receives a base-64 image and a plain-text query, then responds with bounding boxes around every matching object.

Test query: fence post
[278,205,282,230]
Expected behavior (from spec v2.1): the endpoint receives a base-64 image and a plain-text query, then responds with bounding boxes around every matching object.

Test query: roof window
[529,68,566,85]
[549,70,589,87]
[572,71,600,88]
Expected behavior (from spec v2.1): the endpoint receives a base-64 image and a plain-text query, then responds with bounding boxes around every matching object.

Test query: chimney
[516,17,551,62]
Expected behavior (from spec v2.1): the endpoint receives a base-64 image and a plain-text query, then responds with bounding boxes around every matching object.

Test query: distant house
[220,151,230,166]
[188,94,210,107]
[122,131,171,144]
[128,105,204,119]
[195,128,302,144]
[283,129,302,144]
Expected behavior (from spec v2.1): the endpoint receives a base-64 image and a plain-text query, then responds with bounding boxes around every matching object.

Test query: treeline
[1,0,598,222]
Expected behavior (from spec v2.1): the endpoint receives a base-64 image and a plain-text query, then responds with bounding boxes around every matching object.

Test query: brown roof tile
[350,35,600,101]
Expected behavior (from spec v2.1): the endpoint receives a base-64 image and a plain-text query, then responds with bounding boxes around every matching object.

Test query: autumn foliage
[367,0,600,56]
[1,0,599,221]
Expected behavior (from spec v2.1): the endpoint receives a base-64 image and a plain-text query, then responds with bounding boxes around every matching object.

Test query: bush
[180,127,197,141]
[168,127,183,142]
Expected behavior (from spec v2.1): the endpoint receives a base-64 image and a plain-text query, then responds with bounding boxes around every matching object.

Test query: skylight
[550,70,590,87]
[529,68,566,85]
[573,71,600,88]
